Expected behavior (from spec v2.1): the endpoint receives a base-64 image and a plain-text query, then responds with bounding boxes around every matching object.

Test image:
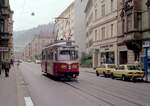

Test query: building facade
[85,0,118,68]
[22,32,52,61]
[0,0,13,61]
[118,0,150,65]
[56,2,74,41]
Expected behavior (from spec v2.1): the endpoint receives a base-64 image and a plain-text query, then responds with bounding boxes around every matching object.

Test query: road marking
[24,97,34,106]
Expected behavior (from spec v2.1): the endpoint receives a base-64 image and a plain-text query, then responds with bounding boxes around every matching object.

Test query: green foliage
[80,53,92,67]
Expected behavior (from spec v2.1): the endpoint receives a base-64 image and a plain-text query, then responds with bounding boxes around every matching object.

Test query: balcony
[0,7,10,17]
[0,32,9,40]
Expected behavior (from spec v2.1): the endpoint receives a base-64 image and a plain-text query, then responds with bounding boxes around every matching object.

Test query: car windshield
[127,65,141,70]
[108,65,116,68]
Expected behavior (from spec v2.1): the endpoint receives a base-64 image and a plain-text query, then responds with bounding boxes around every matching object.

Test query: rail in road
[63,80,144,106]
[20,63,150,106]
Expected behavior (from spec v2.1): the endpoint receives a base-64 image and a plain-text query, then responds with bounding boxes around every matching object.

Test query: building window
[111,0,114,12]
[95,29,98,41]
[127,14,132,32]
[95,8,98,20]
[89,39,93,47]
[0,20,5,32]
[111,24,114,37]
[101,27,105,39]
[101,4,105,17]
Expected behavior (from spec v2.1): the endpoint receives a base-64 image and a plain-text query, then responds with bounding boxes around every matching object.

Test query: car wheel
[96,71,100,76]
[122,75,126,81]
[103,72,106,77]
[111,73,114,79]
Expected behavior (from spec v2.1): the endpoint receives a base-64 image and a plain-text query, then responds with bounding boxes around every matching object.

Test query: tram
[41,40,79,79]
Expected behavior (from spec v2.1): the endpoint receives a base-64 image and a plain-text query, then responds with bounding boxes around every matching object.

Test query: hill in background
[14,23,55,52]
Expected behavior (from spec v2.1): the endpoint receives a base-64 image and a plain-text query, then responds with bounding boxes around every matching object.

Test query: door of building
[120,51,127,64]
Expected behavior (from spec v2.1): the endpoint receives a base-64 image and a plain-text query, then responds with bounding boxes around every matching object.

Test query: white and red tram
[41,40,79,79]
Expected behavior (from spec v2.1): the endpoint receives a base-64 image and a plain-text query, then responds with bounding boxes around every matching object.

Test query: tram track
[63,81,116,106]
[82,71,150,96]
[80,75,150,99]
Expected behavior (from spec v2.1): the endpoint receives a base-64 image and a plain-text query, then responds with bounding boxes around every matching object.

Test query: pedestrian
[10,59,14,67]
[0,61,2,75]
[4,60,11,77]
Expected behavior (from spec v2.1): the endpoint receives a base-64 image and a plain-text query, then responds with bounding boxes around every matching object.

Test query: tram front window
[58,50,78,61]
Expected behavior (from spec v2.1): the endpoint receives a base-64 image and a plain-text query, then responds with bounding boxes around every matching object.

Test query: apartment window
[95,29,98,41]
[111,24,114,37]
[127,14,132,32]
[101,27,105,39]
[111,0,114,12]
[0,20,5,32]
[89,40,93,47]
[101,4,105,16]
[95,8,98,20]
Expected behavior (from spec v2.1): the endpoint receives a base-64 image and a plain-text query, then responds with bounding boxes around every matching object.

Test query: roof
[44,40,78,50]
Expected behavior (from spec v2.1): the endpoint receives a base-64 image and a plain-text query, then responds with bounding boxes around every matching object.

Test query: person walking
[4,60,10,77]
[10,59,14,67]
[0,61,2,75]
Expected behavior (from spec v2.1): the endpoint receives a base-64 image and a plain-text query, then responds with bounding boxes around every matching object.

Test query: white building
[56,2,75,41]
[85,0,118,68]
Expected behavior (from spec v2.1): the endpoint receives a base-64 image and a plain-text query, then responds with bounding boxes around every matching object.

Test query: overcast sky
[10,0,74,31]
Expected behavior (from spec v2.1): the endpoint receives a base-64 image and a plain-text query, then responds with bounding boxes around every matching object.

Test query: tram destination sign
[0,47,9,52]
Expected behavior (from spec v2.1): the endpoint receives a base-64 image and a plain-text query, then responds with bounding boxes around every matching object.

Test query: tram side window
[48,52,53,60]
[42,52,46,60]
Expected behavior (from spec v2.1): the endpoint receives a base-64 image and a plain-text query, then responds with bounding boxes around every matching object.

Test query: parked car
[35,60,41,64]
[26,59,32,62]
[111,64,144,81]
[96,64,116,77]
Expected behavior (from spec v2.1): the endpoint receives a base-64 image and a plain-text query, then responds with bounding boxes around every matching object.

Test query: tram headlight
[61,64,67,69]
[72,64,78,69]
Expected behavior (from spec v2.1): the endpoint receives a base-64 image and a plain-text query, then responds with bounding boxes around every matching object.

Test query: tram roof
[43,40,78,50]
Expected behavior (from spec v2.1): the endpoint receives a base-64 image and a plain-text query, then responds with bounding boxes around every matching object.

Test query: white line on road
[24,97,34,106]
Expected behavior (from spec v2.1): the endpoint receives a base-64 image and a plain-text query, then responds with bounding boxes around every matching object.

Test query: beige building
[118,0,150,64]
[85,0,118,67]
[0,0,13,61]
[56,2,74,40]
[22,32,52,61]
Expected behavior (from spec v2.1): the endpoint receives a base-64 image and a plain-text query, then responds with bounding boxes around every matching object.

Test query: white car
[35,60,41,64]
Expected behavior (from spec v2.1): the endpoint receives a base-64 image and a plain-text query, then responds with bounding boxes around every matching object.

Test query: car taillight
[72,64,78,69]
[61,64,67,69]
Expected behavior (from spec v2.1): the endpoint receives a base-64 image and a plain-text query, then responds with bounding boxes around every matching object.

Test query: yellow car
[96,64,116,77]
[111,64,144,81]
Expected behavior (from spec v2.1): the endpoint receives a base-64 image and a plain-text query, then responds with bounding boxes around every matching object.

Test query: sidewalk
[0,67,18,106]
[80,67,95,74]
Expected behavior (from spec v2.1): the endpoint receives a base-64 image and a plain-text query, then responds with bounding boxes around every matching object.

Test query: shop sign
[0,47,9,51]
[100,44,114,52]
[143,41,150,48]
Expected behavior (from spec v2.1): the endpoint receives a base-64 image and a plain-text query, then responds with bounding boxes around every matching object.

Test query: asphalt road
[19,62,150,106]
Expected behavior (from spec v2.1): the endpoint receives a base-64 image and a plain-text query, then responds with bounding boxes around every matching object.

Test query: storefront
[99,44,117,65]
